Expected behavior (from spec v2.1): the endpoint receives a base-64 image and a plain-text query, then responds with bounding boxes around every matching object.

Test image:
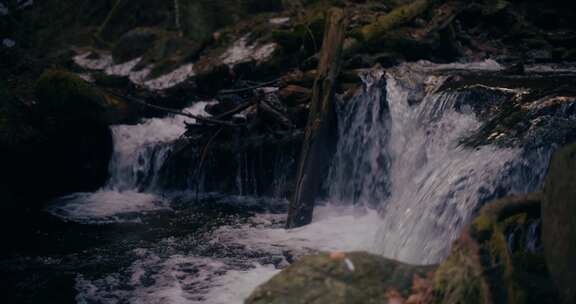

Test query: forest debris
[106,89,242,127]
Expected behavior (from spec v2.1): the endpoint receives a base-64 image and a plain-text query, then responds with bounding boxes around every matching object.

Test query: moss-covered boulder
[435,193,559,304]
[112,27,203,70]
[542,144,576,304]
[35,69,134,125]
[111,27,163,62]
[0,76,115,211]
[96,0,172,43]
[246,251,435,304]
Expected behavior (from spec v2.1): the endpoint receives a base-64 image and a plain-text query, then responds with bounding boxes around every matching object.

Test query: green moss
[434,239,486,304]
[112,27,164,62]
[357,0,430,42]
[440,194,557,304]
[97,0,172,43]
[35,69,129,125]
[542,143,576,303]
[471,214,495,241]
[36,69,105,118]
[247,252,434,304]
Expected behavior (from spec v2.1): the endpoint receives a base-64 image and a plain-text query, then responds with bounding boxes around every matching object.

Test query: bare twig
[218,78,280,95]
[194,127,224,201]
[215,100,256,120]
[106,89,243,127]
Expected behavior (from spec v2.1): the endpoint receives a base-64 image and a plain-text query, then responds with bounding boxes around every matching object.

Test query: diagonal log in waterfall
[286,8,346,228]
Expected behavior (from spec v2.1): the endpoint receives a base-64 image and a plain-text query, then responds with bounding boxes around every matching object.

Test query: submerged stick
[286,8,346,228]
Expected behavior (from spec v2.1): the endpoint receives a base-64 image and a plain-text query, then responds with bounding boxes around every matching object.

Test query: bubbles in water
[48,191,168,224]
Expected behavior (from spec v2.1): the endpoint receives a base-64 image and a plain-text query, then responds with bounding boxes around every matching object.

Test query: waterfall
[327,69,391,206]
[326,61,550,264]
[46,102,212,223]
[41,61,574,304]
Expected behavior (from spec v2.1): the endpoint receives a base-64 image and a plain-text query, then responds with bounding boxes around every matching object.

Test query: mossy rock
[97,0,172,42]
[433,236,488,304]
[140,35,201,79]
[0,88,43,148]
[35,69,133,125]
[542,144,576,304]
[1,77,114,209]
[112,27,164,62]
[438,193,558,304]
[246,251,435,304]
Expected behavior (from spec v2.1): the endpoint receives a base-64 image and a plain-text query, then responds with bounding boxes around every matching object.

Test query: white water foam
[48,191,167,224]
[74,205,378,303]
[214,205,380,254]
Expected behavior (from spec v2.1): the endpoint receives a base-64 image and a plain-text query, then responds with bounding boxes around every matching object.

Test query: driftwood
[286,8,347,228]
[218,79,280,95]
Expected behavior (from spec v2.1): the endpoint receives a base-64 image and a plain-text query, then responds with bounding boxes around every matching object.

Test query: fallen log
[217,78,280,95]
[286,8,346,228]
[345,0,433,54]
[357,0,431,42]
[106,89,242,127]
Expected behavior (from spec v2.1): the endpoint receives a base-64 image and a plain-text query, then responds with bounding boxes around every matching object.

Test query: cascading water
[34,61,569,303]
[327,69,391,206]
[372,70,521,264]
[326,62,551,264]
[47,102,212,224]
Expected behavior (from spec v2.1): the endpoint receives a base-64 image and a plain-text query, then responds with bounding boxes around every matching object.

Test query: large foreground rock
[542,144,576,304]
[246,251,435,304]
[248,193,560,304]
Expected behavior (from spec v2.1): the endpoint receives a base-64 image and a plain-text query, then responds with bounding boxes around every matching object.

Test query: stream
[2,61,574,303]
